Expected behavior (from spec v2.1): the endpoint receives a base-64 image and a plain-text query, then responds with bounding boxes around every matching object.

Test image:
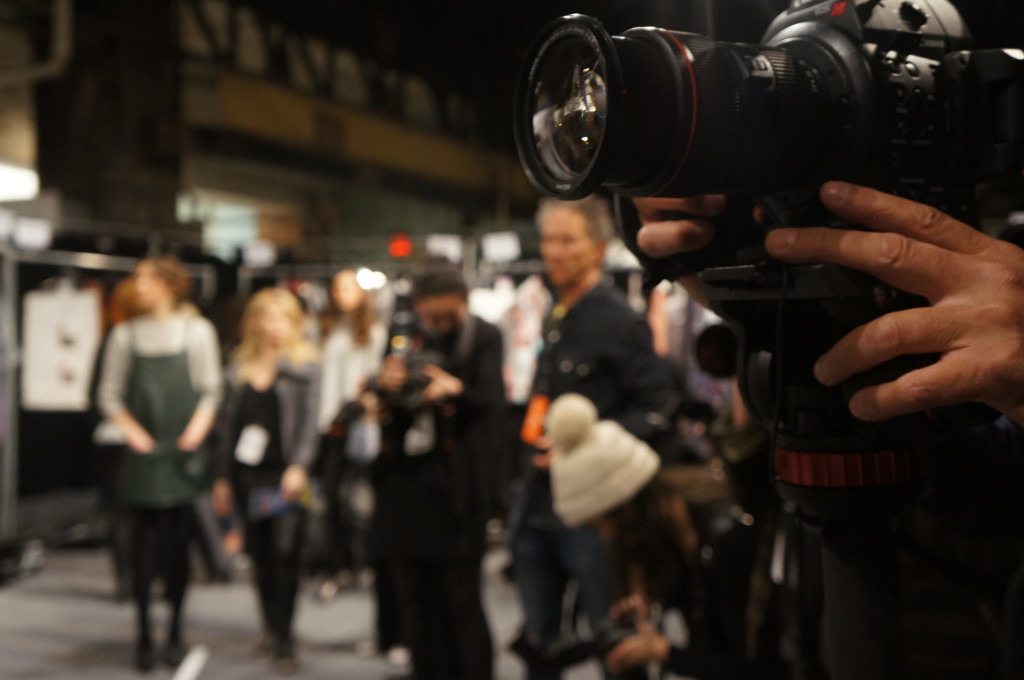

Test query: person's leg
[269,510,305,663]
[392,559,444,680]
[374,556,403,650]
[131,509,158,670]
[160,505,194,663]
[558,525,614,632]
[557,525,617,680]
[513,525,567,680]
[245,516,276,650]
[441,555,494,680]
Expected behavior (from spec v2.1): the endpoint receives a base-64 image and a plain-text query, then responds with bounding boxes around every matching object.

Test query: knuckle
[911,202,944,235]
[869,316,905,354]
[874,233,911,268]
[986,262,1024,294]
[902,373,941,410]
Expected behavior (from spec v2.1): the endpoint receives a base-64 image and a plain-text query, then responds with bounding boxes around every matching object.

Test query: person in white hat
[548,393,764,680]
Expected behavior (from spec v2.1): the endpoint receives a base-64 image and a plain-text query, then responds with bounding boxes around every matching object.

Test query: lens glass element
[531,37,608,181]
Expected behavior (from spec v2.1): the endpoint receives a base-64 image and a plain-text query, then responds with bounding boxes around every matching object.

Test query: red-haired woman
[97,256,222,670]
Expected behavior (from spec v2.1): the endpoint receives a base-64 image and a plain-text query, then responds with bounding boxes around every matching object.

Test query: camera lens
[515,15,841,200]
[530,36,608,182]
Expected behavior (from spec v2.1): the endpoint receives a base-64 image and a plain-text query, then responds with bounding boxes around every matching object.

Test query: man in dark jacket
[371,263,505,680]
[511,194,676,680]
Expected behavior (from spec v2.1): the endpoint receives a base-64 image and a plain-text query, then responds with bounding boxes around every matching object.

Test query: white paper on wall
[21,287,102,411]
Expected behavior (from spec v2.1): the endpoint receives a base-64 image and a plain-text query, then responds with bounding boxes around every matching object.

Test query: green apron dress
[115,319,208,508]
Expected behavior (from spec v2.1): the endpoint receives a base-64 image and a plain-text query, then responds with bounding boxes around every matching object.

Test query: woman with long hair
[318,268,387,431]
[212,287,321,674]
[96,256,222,671]
[548,393,763,680]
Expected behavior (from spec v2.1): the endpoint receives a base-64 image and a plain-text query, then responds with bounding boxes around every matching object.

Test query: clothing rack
[0,245,218,542]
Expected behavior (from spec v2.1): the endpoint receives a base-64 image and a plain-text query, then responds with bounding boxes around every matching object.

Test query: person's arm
[211,370,237,516]
[764,181,1024,426]
[604,620,671,675]
[97,324,155,453]
[280,362,323,501]
[609,314,676,442]
[179,318,223,450]
[446,322,506,414]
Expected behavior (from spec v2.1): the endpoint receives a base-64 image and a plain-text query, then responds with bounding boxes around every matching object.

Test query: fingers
[765,226,968,300]
[844,354,983,421]
[819,182,993,255]
[633,195,726,221]
[637,219,715,257]
[813,306,971,387]
[633,195,725,258]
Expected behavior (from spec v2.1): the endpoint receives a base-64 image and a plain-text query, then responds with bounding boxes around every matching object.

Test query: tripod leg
[820,515,905,680]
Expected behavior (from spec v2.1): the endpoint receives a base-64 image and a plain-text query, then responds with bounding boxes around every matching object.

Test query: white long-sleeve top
[97,313,223,418]
[318,320,387,432]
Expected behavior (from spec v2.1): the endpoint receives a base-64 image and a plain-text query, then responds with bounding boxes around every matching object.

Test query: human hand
[125,425,156,454]
[358,389,381,417]
[610,594,651,623]
[604,619,670,674]
[633,195,727,304]
[376,355,409,393]
[633,195,726,257]
[421,364,464,402]
[177,407,215,451]
[212,478,233,517]
[176,425,205,451]
[765,181,1024,426]
[280,465,309,503]
[531,435,554,469]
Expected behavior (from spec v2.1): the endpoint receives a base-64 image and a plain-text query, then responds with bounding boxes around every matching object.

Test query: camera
[510,618,646,679]
[515,1,1023,232]
[515,6,1024,676]
[376,307,449,412]
[514,0,1024,464]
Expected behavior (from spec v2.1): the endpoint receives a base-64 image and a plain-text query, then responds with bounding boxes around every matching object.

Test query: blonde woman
[96,256,222,671]
[212,287,321,674]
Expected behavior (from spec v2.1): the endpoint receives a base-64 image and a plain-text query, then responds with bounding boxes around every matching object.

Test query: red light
[388,232,414,258]
[831,1,847,16]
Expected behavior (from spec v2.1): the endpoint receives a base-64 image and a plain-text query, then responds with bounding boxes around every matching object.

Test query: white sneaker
[386,645,411,668]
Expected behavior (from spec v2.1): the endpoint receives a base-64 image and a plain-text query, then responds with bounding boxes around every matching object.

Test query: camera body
[379,308,451,412]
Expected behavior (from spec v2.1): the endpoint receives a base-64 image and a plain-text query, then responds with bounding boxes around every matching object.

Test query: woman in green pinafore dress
[97,256,222,671]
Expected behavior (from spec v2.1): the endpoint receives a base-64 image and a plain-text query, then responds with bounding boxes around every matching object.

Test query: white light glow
[0,164,39,202]
[356,268,387,291]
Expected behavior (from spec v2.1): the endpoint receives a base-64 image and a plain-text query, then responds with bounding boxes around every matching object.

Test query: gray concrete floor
[0,546,605,680]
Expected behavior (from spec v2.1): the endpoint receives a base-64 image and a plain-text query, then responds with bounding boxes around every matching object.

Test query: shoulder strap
[455,314,478,362]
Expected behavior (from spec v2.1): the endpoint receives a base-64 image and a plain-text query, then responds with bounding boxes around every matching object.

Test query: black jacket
[370,315,506,560]
[515,282,676,530]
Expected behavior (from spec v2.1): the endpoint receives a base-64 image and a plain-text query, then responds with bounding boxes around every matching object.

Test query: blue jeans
[513,522,614,680]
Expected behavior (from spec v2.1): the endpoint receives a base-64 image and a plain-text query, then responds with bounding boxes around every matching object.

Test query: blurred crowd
[55,192,1022,680]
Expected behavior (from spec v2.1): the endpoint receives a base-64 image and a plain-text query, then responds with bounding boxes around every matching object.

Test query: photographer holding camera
[369,263,505,680]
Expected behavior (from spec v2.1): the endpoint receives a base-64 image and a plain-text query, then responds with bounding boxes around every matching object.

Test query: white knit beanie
[548,393,661,527]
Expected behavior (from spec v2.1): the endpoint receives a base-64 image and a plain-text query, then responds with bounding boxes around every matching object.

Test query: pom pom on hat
[547,392,598,452]
[548,393,660,527]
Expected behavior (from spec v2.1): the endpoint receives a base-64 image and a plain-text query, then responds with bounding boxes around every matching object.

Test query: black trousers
[392,556,493,680]
[244,509,306,649]
[131,505,192,644]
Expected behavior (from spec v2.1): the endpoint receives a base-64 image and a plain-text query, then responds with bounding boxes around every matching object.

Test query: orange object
[521,394,551,444]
